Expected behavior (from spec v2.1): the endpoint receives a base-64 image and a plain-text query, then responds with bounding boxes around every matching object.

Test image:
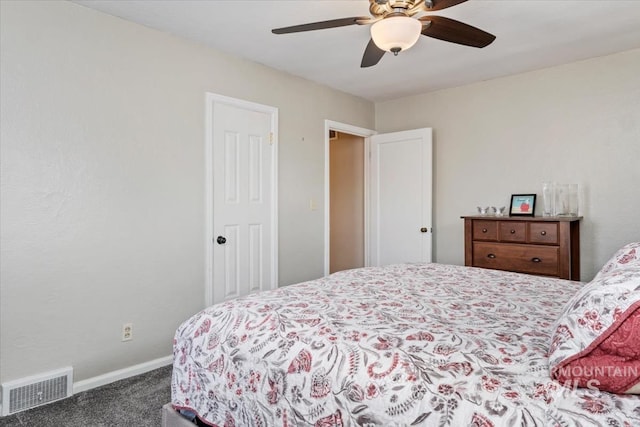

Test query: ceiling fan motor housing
[369,0,422,18]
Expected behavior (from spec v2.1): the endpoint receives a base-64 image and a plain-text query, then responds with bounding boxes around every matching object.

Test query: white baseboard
[73,355,172,395]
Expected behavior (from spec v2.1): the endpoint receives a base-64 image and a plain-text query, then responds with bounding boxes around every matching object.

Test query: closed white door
[206,94,278,305]
[370,128,432,266]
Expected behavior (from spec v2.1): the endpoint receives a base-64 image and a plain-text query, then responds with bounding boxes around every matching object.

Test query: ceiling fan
[272,0,496,68]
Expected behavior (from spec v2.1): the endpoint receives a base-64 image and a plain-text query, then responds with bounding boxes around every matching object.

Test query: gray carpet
[0,364,172,426]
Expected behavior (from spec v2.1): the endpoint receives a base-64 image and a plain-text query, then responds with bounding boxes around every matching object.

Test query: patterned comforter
[171,263,640,426]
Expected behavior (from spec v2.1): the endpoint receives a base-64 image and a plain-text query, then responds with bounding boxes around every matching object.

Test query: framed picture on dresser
[509,194,536,216]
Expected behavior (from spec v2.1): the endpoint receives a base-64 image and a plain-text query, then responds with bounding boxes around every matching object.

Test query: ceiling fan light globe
[370,16,421,53]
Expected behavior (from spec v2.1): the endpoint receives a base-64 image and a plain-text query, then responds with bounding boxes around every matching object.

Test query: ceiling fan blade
[419,15,496,48]
[361,39,386,68]
[425,0,469,12]
[272,17,370,34]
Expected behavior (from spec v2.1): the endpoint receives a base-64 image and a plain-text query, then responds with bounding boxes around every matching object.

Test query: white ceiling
[73,0,640,102]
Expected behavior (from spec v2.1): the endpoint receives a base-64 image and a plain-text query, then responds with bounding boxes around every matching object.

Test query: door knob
[216,236,227,245]
[420,227,428,233]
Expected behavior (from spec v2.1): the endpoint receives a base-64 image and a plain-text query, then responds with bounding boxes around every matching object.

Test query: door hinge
[269,132,274,145]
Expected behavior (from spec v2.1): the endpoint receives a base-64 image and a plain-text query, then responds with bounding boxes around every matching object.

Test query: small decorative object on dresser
[477,206,489,215]
[509,194,536,216]
[461,215,581,280]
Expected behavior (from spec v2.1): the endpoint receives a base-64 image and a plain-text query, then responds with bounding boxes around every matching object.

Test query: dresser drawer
[528,222,558,244]
[498,221,526,242]
[473,220,497,241]
[472,242,560,276]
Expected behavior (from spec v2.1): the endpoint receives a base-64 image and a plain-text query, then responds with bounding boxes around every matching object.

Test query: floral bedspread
[171,263,640,426]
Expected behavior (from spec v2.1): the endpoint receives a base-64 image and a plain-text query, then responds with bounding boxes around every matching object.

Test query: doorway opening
[324,121,376,276]
[329,131,365,274]
[324,122,433,275]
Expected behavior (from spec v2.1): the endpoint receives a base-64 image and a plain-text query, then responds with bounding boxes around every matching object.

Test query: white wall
[376,48,640,280]
[0,1,373,384]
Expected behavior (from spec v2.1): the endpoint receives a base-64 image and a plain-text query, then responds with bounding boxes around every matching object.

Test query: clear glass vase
[555,184,578,216]
[542,182,556,217]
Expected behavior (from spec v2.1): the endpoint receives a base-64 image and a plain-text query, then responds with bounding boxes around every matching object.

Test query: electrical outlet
[122,323,133,342]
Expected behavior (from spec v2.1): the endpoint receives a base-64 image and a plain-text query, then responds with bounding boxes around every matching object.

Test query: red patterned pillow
[552,305,640,393]
[549,246,640,395]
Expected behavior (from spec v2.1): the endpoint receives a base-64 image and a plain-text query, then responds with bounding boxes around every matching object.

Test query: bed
[167,243,640,426]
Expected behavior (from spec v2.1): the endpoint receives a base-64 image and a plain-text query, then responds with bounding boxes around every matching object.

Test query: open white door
[205,94,278,306]
[369,128,432,266]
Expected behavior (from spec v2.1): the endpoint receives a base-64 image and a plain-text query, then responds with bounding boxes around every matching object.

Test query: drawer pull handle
[487,253,496,259]
[531,257,542,263]
[482,228,488,233]
[510,229,516,234]
[540,230,547,236]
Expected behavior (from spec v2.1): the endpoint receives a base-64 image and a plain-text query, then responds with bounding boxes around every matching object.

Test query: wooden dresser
[461,216,581,280]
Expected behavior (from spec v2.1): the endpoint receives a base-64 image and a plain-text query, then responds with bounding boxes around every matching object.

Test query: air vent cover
[1,367,73,416]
